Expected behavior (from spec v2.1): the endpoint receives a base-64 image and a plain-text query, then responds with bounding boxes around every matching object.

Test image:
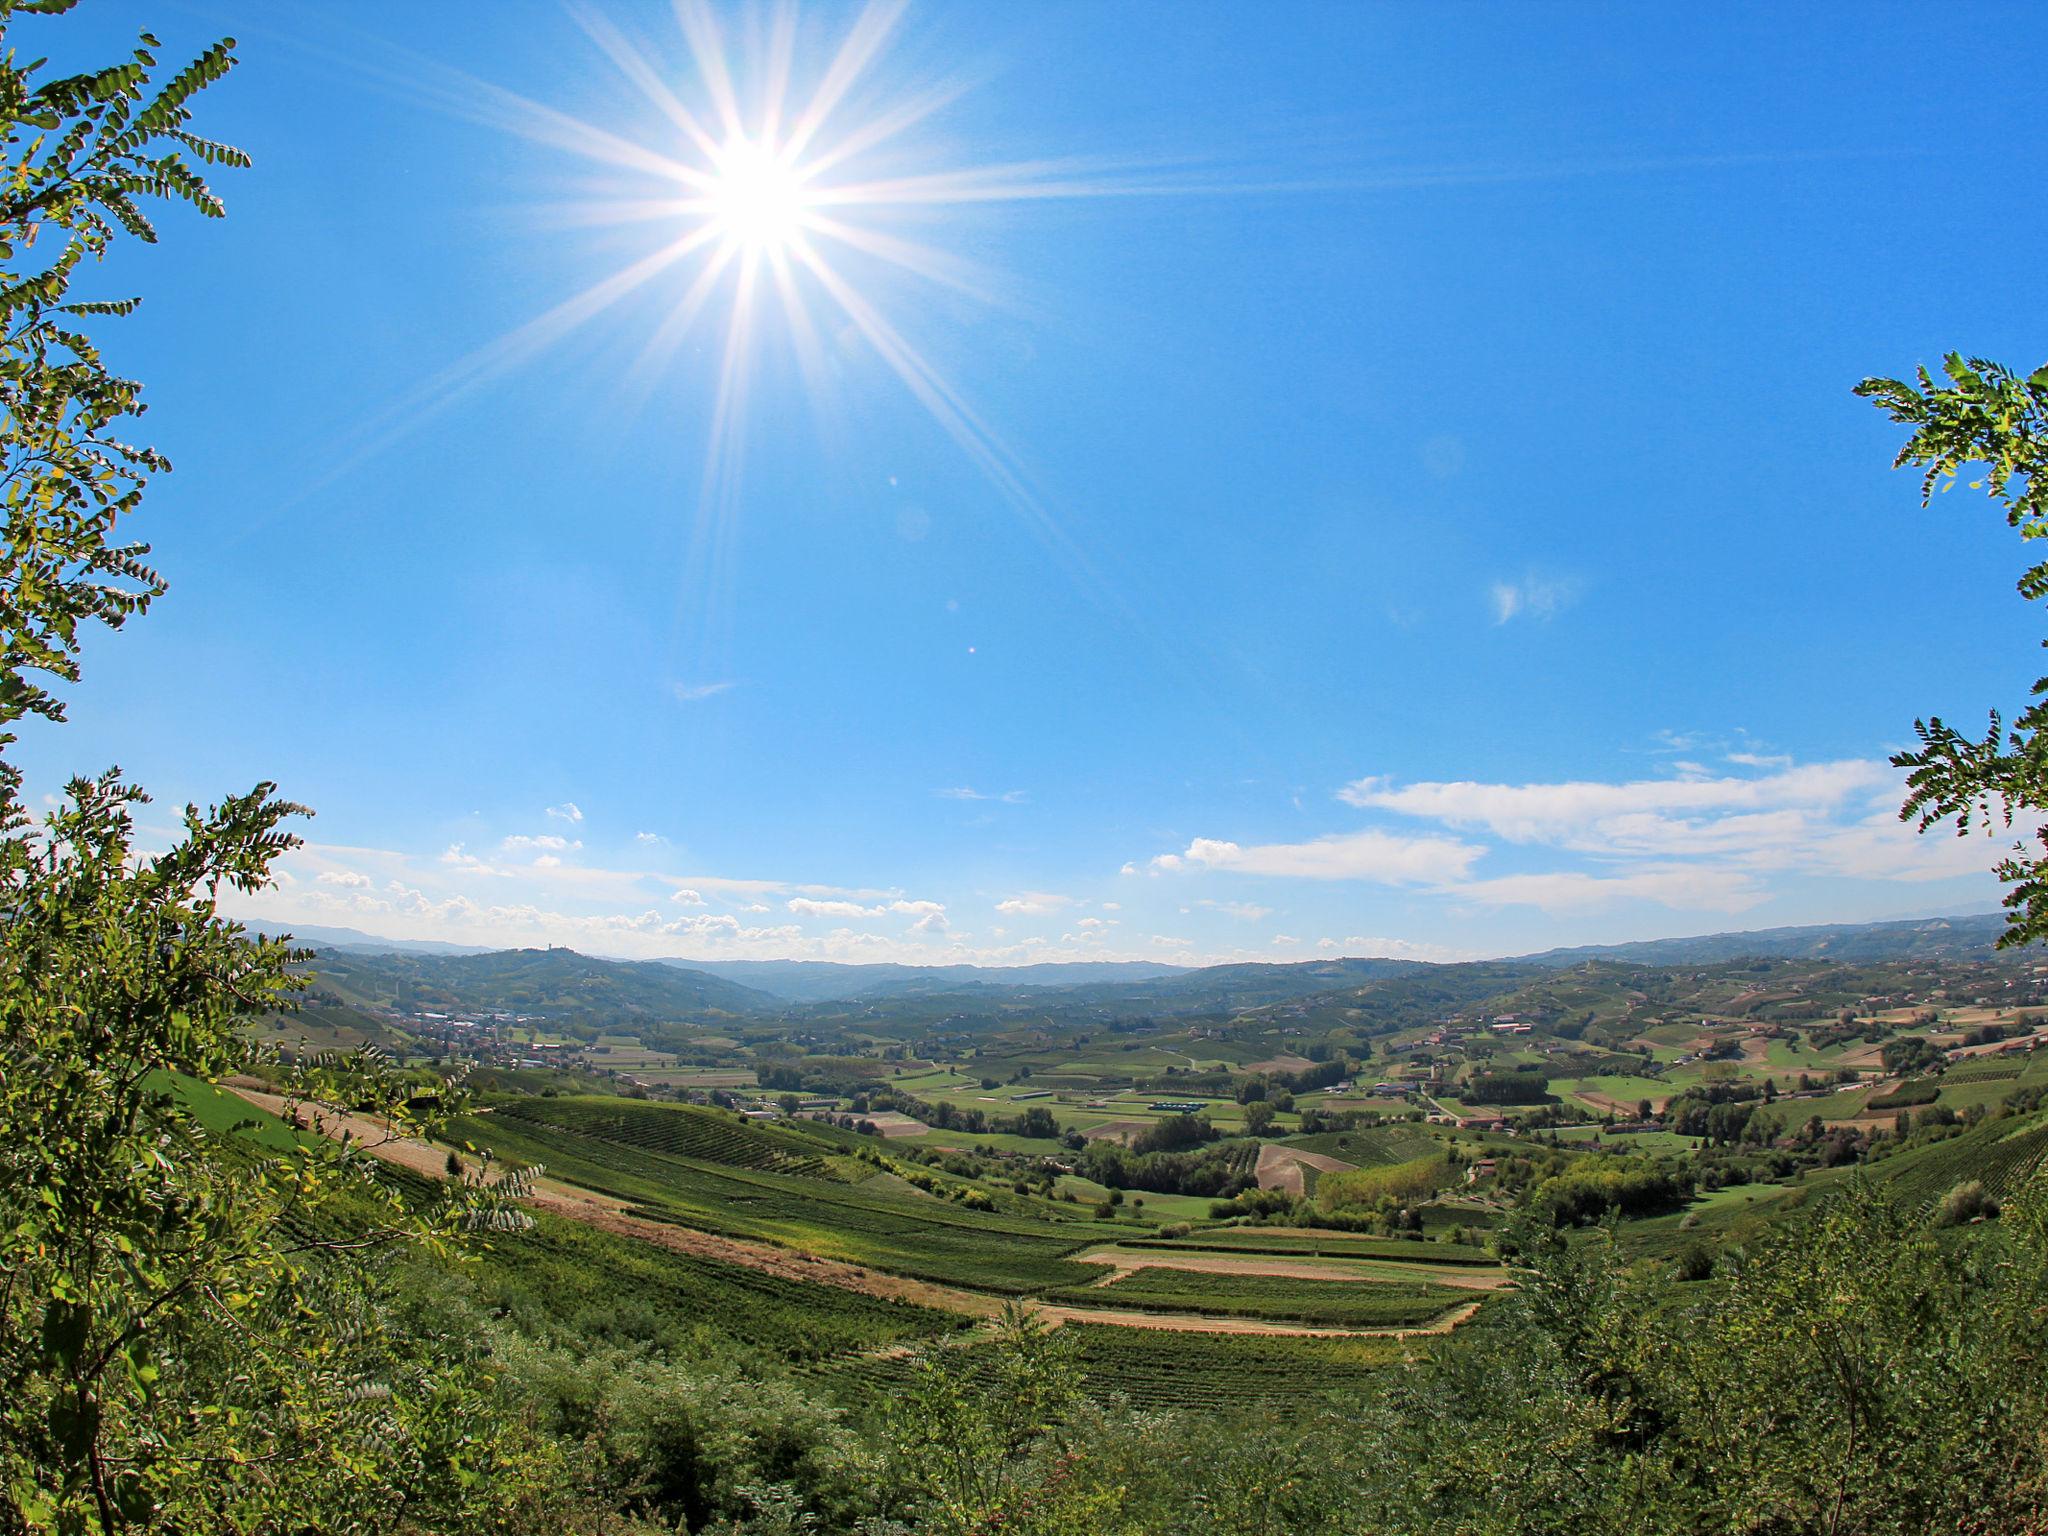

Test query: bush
[1673,1240,1716,1282]
[1933,1179,2001,1227]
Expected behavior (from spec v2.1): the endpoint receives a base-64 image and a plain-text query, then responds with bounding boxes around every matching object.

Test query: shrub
[1933,1180,2001,1227]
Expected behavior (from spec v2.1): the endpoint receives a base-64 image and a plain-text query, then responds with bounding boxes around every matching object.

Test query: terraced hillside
[451,1096,1112,1293]
[445,1093,1504,1328]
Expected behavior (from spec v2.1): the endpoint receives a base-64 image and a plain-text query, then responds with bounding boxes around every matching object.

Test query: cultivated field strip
[1051,1267,1471,1327]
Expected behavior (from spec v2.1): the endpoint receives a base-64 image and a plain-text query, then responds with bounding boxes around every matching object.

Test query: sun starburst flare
[314,0,1196,648]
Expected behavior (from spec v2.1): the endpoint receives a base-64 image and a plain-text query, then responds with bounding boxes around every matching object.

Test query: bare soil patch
[1243,1053,1316,1076]
[1254,1142,1354,1195]
[1080,1118,1151,1143]
[860,1111,931,1137]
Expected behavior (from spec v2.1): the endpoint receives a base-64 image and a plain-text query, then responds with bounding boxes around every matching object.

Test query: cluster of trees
[1881,1035,1946,1075]
[1525,1160,1694,1226]
[865,1087,1062,1141]
[1462,1069,1551,1105]
[1073,1121,1254,1198]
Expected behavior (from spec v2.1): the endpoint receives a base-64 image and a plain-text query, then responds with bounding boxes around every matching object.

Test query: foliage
[1463,1069,1551,1105]
[499,1330,877,1532]
[1859,353,2048,945]
[0,11,546,1529]
[1318,1154,1451,1214]
[0,2,245,743]
[875,1306,1093,1536]
[1526,1158,1692,1226]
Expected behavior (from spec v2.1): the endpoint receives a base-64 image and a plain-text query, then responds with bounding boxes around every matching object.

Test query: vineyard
[1281,1125,1441,1166]
[1058,1268,1468,1327]
[1942,1062,2023,1084]
[1061,1323,1408,1408]
[449,1101,1108,1293]
[1122,1229,1501,1267]
[806,1323,1411,1413]
[467,1208,967,1364]
[1868,1110,2048,1206]
[489,1095,846,1177]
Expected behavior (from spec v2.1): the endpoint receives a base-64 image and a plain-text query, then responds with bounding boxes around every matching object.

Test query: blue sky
[20,1,2048,965]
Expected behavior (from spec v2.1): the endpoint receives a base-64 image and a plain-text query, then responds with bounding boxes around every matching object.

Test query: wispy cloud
[546,802,583,823]
[503,833,581,854]
[1194,898,1273,922]
[673,680,737,702]
[996,891,1071,915]
[1490,573,1581,625]
[1147,830,1482,883]
[1338,760,1889,849]
[786,896,951,922]
[937,786,1028,803]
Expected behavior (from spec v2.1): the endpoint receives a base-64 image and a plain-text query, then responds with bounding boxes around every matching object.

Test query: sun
[703,134,813,252]
[378,0,1152,597]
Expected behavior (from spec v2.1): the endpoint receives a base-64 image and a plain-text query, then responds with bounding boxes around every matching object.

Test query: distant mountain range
[252,922,497,957]
[668,958,1189,1003]
[1518,913,2009,968]
[303,945,780,1021]
[273,911,2017,1031]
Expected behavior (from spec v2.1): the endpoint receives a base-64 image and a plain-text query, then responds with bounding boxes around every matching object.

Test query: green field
[1119,1228,1503,1268]
[471,1208,966,1363]
[1062,1268,1468,1327]
[810,1323,1411,1414]
[452,1096,1109,1293]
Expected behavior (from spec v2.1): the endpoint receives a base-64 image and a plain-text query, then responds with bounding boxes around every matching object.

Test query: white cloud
[1490,573,1581,625]
[1329,757,2024,913]
[673,680,736,702]
[1453,865,1766,915]
[788,897,882,918]
[1149,830,1483,884]
[533,854,562,868]
[1271,934,1300,946]
[437,843,502,875]
[670,888,706,907]
[317,870,372,889]
[503,833,581,854]
[786,896,950,922]
[1316,935,1476,962]
[634,830,665,845]
[996,892,1071,915]
[937,787,1028,804]
[1195,899,1273,922]
[1338,760,1890,848]
[546,802,583,824]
